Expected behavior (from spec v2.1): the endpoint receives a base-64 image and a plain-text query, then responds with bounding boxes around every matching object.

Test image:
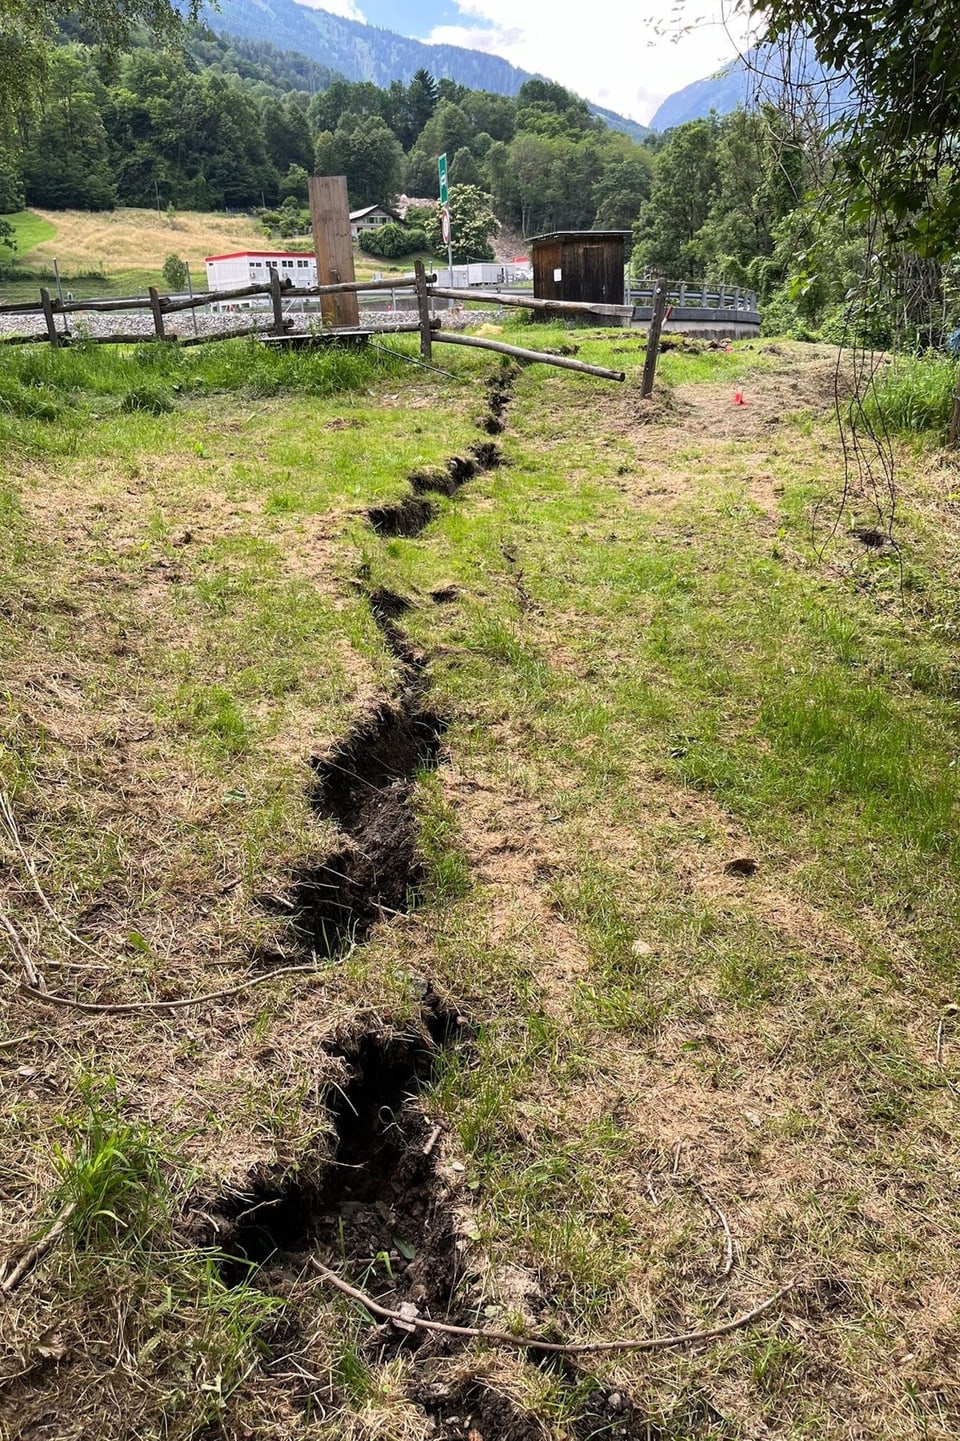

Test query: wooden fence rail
[0,271,436,320]
[428,286,634,319]
[0,270,629,382]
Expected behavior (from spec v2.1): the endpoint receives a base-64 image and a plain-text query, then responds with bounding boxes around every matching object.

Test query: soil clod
[850,525,891,548]
[470,440,503,470]
[368,496,437,537]
[417,1378,545,1440]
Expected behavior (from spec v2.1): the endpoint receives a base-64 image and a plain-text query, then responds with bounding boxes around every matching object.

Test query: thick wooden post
[414,259,432,361]
[269,266,285,334]
[148,286,165,340]
[641,277,670,399]
[40,289,60,349]
[308,175,359,328]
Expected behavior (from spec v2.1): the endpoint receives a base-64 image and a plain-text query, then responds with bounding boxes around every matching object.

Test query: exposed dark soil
[291,784,424,956]
[471,440,502,471]
[365,586,413,622]
[368,495,438,537]
[188,1013,468,1322]
[570,1391,671,1440]
[417,1377,547,1440]
[415,1372,657,1440]
[850,525,892,548]
[411,465,464,497]
[286,702,446,956]
[309,702,446,833]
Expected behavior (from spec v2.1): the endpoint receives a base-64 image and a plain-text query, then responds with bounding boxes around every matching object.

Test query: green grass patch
[2,208,58,255]
[861,350,956,437]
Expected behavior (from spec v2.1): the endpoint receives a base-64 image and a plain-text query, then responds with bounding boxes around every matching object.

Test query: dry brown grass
[28,207,268,275]
[1,335,959,1440]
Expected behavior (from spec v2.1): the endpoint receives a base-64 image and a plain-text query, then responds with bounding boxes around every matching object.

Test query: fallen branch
[0,1204,75,1294]
[21,964,320,1015]
[309,1258,794,1354]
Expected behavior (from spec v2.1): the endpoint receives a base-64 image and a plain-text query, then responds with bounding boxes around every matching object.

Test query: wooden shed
[531,231,629,307]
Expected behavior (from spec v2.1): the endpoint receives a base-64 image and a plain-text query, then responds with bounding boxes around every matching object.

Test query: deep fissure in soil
[194,1001,469,1324]
[216,362,654,1433]
[290,701,447,957]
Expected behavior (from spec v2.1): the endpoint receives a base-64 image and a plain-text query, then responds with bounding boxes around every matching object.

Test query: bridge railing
[627,279,758,313]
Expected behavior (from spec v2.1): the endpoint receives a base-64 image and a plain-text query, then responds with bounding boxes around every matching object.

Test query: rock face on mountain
[650,40,853,130]
[193,0,648,138]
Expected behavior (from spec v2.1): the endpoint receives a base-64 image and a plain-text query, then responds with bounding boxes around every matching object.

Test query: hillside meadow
[0,327,957,1440]
[0,207,408,301]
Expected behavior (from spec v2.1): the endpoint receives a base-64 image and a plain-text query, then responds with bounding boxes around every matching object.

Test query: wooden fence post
[309,175,359,329]
[414,260,432,360]
[40,289,59,349]
[641,277,670,399]
[148,287,166,340]
[269,267,285,335]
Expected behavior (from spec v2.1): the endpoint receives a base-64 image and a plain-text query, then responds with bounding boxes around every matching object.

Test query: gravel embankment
[0,306,509,343]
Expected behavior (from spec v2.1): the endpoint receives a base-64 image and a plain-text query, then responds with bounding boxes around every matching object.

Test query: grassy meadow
[0,326,958,1440]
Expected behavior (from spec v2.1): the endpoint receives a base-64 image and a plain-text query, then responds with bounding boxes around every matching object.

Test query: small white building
[349,205,401,240]
[204,251,317,291]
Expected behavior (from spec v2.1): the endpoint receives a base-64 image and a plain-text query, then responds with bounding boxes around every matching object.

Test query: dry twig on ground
[309,1258,795,1355]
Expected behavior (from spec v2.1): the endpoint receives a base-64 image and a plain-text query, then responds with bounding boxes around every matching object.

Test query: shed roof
[529,230,631,245]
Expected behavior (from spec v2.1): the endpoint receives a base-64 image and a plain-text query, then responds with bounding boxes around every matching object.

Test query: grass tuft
[862,351,956,436]
[53,1073,171,1250]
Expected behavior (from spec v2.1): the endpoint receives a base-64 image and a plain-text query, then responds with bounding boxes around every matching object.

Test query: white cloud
[424,1,754,125]
[297,0,367,20]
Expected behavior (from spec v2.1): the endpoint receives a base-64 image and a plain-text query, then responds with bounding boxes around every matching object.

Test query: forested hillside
[0,29,655,235]
[0,17,954,348]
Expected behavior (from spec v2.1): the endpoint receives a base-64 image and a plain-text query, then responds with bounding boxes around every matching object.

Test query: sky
[295,0,753,124]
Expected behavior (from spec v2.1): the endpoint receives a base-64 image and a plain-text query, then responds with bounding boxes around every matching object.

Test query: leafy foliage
[161,253,187,290]
[423,185,500,262]
[358,221,425,258]
[754,2,960,261]
[54,1073,171,1250]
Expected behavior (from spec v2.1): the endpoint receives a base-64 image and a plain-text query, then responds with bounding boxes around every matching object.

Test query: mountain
[191,0,648,136]
[650,40,853,130]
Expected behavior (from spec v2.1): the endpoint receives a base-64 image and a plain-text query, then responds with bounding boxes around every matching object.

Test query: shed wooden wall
[532,236,625,305]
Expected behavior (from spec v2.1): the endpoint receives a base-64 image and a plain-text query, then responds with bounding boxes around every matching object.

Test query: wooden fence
[0,263,671,384]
